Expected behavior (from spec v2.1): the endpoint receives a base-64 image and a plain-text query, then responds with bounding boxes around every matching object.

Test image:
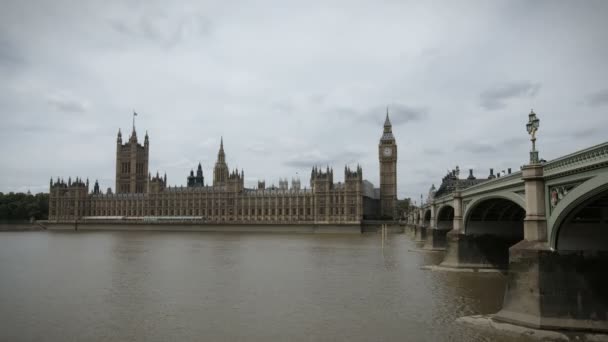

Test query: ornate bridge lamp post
[526,109,540,164]
[494,109,550,329]
[521,109,546,241]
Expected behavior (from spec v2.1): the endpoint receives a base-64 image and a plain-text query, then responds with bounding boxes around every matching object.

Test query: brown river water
[0,230,537,342]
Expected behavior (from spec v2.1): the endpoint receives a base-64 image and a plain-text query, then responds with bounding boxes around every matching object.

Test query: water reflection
[0,230,538,341]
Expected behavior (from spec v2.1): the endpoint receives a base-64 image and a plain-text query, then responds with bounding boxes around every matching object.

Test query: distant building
[48,113,399,223]
[432,167,487,199]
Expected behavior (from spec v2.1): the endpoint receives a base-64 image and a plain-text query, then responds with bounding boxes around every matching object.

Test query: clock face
[383,147,392,157]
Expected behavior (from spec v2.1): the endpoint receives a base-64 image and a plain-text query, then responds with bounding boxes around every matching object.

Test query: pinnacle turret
[383,107,392,133]
[217,137,226,162]
[130,127,137,143]
[213,137,229,186]
[380,106,395,142]
[384,106,391,128]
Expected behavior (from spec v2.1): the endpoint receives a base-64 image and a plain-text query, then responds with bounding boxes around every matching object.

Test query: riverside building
[48,113,398,225]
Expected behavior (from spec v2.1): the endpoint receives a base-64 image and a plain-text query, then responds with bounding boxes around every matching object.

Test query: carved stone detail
[549,182,583,213]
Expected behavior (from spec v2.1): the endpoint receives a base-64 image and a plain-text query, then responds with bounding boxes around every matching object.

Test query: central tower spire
[218,136,225,162]
[384,107,392,131]
[381,107,395,142]
[213,137,229,187]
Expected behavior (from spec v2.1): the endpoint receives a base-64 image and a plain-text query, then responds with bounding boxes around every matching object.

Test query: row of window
[120,162,146,175]
[89,201,355,213]
[88,206,357,217]
[148,193,355,201]
[91,196,358,207]
[117,184,146,193]
[52,204,358,219]
[92,207,355,216]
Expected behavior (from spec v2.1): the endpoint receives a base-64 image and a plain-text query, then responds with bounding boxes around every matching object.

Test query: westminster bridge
[404,113,608,333]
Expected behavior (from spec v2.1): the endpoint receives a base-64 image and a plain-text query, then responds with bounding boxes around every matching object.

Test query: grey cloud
[308,94,326,105]
[570,126,604,139]
[500,136,527,148]
[3,122,53,134]
[0,1,607,200]
[0,38,24,67]
[246,142,268,154]
[382,104,428,125]
[109,12,212,48]
[283,150,364,169]
[334,107,358,118]
[336,103,428,125]
[46,93,88,113]
[585,89,608,107]
[283,153,333,169]
[158,157,197,172]
[422,148,443,156]
[341,151,366,164]
[480,81,541,110]
[270,101,294,115]
[109,20,131,36]
[284,160,322,168]
[455,142,499,154]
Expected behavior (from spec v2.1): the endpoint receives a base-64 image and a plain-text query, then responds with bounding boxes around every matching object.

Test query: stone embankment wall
[360,220,403,233]
[43,222,363,234]
[0,221,45,231]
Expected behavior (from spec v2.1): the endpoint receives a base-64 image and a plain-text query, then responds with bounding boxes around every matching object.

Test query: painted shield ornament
[551,188,559,208]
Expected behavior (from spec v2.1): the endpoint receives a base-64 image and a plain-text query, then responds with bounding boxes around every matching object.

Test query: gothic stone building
[49,115,398,224]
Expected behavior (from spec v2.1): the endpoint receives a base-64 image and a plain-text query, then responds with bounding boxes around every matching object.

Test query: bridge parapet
[460,171,523,197]
[431,193,452,205]
[543,141,608,178]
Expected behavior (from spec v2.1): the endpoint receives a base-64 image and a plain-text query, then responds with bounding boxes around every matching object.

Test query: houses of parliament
[48,113,398,224]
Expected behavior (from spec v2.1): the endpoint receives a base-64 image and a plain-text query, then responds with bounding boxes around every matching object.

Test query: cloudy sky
[1,0,607,201]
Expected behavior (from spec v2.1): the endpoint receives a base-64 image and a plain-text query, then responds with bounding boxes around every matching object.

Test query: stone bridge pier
[422,203,454,251]
[413,208,428,243]
[406,211,418,238]
[494,164,608,332]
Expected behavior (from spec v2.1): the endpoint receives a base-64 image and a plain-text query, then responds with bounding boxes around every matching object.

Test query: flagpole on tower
[133,110,138,132]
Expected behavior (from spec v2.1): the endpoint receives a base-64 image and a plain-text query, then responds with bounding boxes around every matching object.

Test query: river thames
[0,230,536,341]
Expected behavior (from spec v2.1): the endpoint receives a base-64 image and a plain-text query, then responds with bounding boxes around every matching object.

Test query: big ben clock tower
[379,109,397,219]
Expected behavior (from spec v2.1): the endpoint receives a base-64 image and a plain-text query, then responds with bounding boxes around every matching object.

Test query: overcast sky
[1,0,607,201]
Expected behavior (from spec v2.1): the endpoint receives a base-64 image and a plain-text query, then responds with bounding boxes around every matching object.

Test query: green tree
[0,192,49,221]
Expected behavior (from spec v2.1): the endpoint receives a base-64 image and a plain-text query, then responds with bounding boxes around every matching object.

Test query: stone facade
[48,115,398,224]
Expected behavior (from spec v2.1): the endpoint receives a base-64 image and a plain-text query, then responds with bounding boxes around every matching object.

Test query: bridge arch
[453,194,526,268]
[423,209,431,227]
[435,204,454,230]
[463,192,526,236]
[549,173,608,251]
[462,191,525,228]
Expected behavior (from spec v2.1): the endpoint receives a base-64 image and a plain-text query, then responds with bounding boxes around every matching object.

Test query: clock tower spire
[379,107,397,219]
